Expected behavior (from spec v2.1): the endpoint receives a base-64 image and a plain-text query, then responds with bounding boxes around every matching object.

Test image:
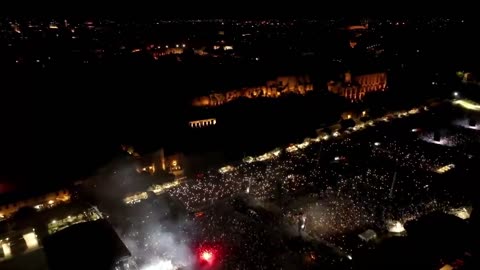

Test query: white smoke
[86,156,194,269]
[121,221,193,270]
[141,259,176,270]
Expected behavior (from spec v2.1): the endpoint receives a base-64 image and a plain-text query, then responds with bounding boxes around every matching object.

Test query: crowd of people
[118,104,478,269]
[164,106,477,260]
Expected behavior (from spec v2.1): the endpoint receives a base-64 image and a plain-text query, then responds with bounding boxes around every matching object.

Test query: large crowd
[165,107,478,258]
[120,105,478,269]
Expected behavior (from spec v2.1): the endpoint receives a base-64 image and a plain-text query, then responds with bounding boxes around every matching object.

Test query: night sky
[1,15,479,194]
[1,66,188,190]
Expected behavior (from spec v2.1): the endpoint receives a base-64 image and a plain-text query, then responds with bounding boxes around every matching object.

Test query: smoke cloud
[83,155,194,269]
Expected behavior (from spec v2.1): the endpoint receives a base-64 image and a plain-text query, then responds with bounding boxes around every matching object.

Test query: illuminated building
[167,157,184,179]
[0,190,71,220]
[1,242,11,258]
[123,192,148,205]
[140,151,185,179]
[22,232,39,249]
[192,75,314,107]
[327,72,387,101]
[189,118,217,128]
[159,148,166,171]
[0,201,101,261]
[121,145,186,179]
[152,47,184,59]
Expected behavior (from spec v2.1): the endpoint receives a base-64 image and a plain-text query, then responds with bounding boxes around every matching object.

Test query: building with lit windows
[0,190,71,221]
[0,201,102,263]
[327,72,387,101]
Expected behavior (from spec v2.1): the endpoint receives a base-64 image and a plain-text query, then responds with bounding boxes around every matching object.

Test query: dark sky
[0,67,177,190]
[1,15,478,194]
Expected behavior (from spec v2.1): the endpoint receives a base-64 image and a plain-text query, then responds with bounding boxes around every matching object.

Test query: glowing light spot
[23,232,39,249]
[201,251,213,262]
[453,99,480,111]
[197,245,218,265]
[387,221,405,233]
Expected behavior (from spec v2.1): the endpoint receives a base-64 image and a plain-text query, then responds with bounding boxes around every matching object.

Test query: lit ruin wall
[192,75,314,107]
[327,72,387,101]
[189,118,217,128]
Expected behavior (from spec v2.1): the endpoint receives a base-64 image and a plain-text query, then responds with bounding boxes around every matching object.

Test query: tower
[159,148,166,171]
[344,72,352,84]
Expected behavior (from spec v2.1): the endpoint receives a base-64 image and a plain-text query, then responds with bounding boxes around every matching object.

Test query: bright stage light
[198,247,217,265]
[201,251,213,261]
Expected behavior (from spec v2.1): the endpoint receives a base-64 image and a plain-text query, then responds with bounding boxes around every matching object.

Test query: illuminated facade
[168,159,185,178]
[189,118,217,128]
[0,228,39,260]
[0,204,102,261]
[0,190,71,220]
[152,47,184,59]
[327,72,387,101]
[192,75,314,107]
[129,147,185,179]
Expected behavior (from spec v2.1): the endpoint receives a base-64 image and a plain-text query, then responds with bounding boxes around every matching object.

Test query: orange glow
[345,25,368,31]
[328,72,387,101]
[192,75,313,107]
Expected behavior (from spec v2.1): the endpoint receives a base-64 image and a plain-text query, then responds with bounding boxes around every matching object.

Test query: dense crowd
[165,109,478,258]
[120,106,478,269]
